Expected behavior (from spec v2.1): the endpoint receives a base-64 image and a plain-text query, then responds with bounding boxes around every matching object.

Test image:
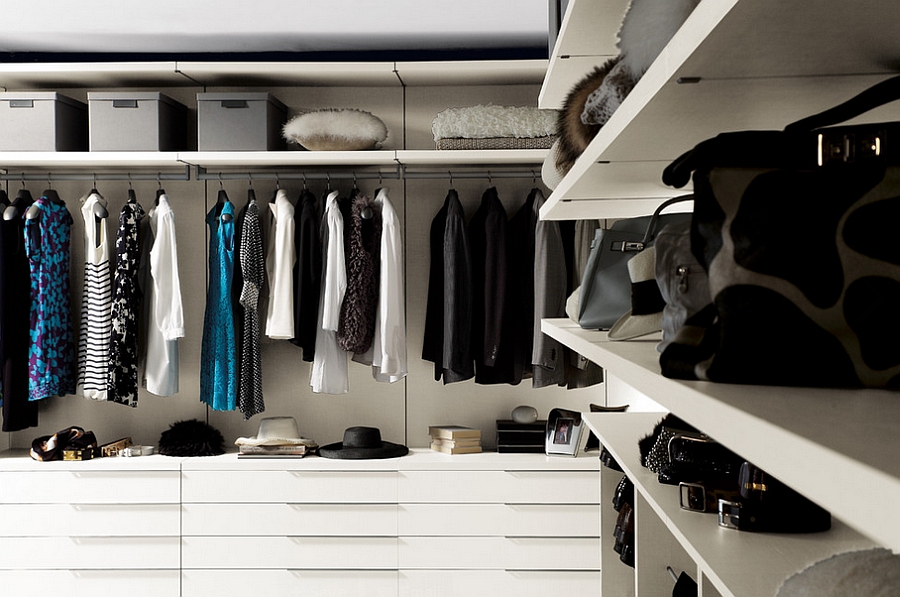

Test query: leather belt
[717,498,831,533]
[679,481,740,513]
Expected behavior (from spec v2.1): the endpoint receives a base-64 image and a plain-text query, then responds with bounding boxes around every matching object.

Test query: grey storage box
[88,92,187,151]
[0,92,88,151]
[197,92,287,151]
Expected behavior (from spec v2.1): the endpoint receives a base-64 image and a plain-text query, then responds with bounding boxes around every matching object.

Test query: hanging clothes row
[0,185,186,433]
[423,186,603,390]
[200,183,407,409]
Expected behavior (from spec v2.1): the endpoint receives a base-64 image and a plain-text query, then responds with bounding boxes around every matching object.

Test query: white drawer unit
[399,536,601,570]
[0,454,183,596]
[399,570,601,597]
[398,503,599,536]
[0,470,180,503]
[0,570,181,597]
[182,502,397,536]
[398,470,599,503]
[181,469,397,503]
[183,536,399,569]
[182,569,398,597]
[0,450,601,596]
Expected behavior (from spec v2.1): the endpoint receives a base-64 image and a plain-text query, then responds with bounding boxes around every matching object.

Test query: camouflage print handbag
[661,75,900,388]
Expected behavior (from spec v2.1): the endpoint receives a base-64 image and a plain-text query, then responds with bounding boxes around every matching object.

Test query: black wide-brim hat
[318,426,408,459]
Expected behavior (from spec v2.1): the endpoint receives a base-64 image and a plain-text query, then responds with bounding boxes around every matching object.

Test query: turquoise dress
[200,200,236,411]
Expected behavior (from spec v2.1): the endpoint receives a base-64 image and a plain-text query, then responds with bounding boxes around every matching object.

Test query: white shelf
[542,317,900,552]
[0,149,548,173]
[585,412,876,597]
[397,149,547,166]
[180,150,398,169]
[0,60,546,91]
[539,0,900,219]
[0,152,183,170]
[539,0,628,109]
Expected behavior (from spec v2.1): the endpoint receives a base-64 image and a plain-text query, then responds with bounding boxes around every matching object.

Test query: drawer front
[399,537,600,570]
[399,503,599,536]
[0,569,180,597]
[183,503,397,536]
[0,504,180,536]
[400,570,601,597]
[183,536,398,569]
[0,471,180,504]
[399,471,599,503]
[182,470,397,503]
[0,537,180,569]
[183,569,397,597]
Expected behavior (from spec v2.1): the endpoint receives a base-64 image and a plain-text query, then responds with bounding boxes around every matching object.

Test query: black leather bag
[662,75,900,388]
[577,195,692,330]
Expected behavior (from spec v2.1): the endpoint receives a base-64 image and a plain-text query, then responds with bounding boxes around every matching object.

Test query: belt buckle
[679,482,707,512]
[718,499,741,530]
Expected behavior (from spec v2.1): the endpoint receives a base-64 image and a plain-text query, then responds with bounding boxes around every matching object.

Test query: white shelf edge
[397,149,548,166]
[0,60,547,90]
[584,412,876,597]
[543,318,900,552]
[0,149,549,171]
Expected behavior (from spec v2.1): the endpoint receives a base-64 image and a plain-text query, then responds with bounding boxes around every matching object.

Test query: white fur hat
[608,246,664,341]
[234,416,317,447]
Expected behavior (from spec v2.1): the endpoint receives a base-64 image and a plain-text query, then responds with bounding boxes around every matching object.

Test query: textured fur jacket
[338,191,382,354]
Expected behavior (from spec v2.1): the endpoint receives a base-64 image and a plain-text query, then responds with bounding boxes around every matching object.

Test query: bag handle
[641,194,694,244]
[785,74,900,133]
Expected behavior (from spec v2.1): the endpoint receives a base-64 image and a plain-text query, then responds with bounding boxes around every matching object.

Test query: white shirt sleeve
[150,204,185,341]
[322,192,346,332]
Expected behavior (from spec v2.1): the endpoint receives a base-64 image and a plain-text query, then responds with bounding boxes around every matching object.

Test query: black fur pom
[158,419,225,457]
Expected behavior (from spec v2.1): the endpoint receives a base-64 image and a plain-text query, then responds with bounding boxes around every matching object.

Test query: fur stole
[338,192,382,354]
[555,56,621,175]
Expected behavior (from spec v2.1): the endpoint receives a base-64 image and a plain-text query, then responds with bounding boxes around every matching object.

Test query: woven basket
[436,136,555,150]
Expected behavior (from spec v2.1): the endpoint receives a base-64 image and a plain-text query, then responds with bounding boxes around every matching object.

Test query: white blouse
[354,188,407,383]
[311,190,348,394]
[265,189,296,339]
[143,194,185,397]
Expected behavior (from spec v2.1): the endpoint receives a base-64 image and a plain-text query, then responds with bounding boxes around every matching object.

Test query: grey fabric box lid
[0,92,86,109]
[197,92,286,111]
[87,92,186,110]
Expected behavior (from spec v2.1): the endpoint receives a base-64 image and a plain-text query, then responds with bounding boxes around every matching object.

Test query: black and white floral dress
[108,200,145,407]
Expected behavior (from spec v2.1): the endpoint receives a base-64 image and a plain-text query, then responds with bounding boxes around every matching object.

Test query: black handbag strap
[785,74,900,133]
[641,194,694,244]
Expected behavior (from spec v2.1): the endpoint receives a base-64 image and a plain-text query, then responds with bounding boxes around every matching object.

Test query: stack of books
[237,444,313,458]
[428,425,482,454]
[496,420,547,453]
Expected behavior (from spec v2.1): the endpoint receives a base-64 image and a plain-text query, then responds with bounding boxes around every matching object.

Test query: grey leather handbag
[653,219,712,353]
[577,195,693,330]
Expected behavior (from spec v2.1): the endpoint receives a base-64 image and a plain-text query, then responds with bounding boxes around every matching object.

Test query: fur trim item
[157,419,225,457]
[581,58,638,126]
[338,192,382,354]
[555,57,620,175]
[283,109,388,151]
[432,105,558,142]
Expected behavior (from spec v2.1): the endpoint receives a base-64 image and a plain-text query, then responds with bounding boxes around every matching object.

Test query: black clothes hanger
[127,188,137,204]
[0,189,8,208]
[247,188,257,204]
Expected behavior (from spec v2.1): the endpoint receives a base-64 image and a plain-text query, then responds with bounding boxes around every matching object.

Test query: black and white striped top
[77,192,112,400]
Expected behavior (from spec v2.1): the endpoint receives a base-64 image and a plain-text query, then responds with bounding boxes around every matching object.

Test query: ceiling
[0,1,550,59]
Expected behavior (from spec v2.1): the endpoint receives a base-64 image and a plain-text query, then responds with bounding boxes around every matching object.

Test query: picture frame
[545,408,585,457]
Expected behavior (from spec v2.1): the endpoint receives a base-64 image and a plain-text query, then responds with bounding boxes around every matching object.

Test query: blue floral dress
[25,195,76,402]
[200,200,236,411]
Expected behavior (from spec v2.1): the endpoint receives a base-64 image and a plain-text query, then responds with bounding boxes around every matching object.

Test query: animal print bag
[660,75,900,388]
